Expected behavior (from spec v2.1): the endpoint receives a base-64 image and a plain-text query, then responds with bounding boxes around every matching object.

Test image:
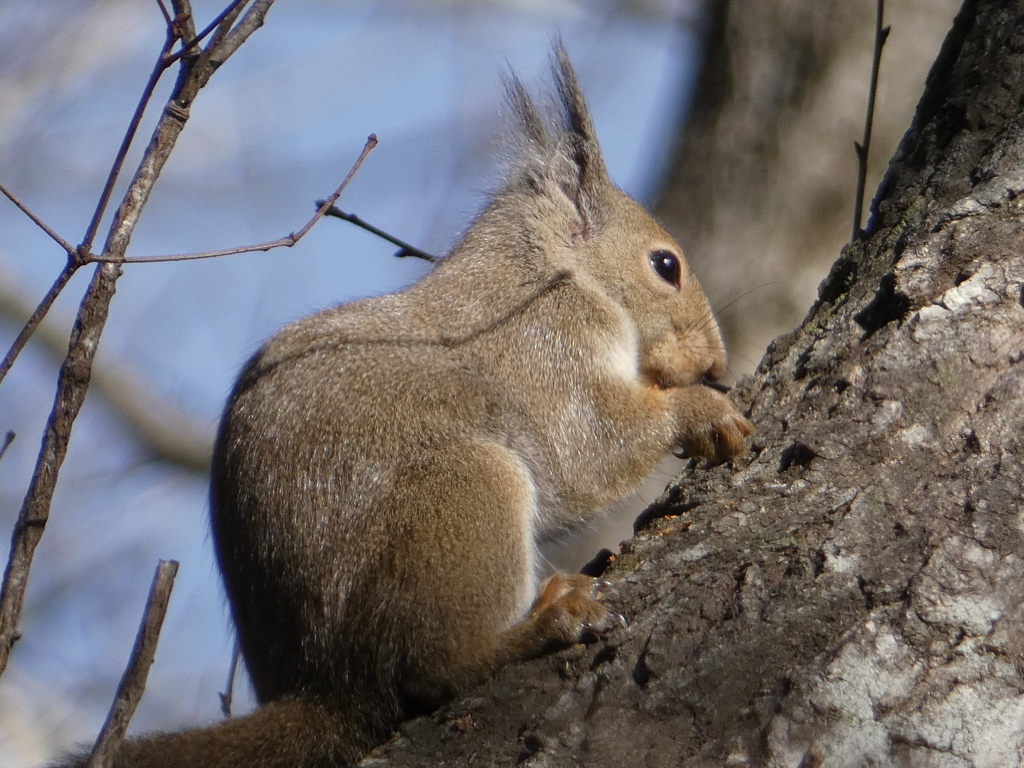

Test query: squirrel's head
[499,44,727,390]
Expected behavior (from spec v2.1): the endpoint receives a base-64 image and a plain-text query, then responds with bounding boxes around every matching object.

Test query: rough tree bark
[358,1,1024,765]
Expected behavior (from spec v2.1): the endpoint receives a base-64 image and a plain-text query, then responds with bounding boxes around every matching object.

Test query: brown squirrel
[54,46,752,768]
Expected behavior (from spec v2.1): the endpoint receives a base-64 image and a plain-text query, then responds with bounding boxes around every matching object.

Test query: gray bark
[359,1,1024,766]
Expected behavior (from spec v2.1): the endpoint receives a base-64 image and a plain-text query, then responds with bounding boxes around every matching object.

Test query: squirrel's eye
[648,250,681,289]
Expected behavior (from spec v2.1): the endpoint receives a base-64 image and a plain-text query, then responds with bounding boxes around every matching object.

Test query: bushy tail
[52,697,378,768]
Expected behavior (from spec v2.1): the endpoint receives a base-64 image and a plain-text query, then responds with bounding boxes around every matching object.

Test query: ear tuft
[503,41,610,241]
[551,42,603,176]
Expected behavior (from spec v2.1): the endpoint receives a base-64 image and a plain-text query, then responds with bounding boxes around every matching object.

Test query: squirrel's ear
[547,43,608,241]
[505,43,609,243]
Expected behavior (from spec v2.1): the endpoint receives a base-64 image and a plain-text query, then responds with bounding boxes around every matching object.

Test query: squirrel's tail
[52,696,380,768]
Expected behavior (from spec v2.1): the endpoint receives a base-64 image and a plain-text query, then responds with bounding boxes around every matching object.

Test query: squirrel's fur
[54,46,752,768]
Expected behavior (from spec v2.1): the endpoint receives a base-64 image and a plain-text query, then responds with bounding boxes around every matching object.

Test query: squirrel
[53,45,752,768]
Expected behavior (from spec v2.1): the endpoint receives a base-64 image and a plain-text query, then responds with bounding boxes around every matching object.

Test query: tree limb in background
[0,0,276,680]
[84,560,179,768]
[0,273,213,472]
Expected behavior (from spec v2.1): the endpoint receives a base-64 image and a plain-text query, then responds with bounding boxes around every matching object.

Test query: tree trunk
[359,1,1024,765]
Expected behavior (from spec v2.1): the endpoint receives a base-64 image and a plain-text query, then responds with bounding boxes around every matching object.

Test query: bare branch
[167,0,249,65]
[169,0,198,42]
[0,182,76,255]
[84,560,179,768]
[79,15,180,256]
[219,641,242,717]
[0,263,121,679]
[154,0,172,27]
[0,432,14,464]
[90,134,378,264]
[208,0,274,65]
[317,204,438,263]
[0,261,76,387]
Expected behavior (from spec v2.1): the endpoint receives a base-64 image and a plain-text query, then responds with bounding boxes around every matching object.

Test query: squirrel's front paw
[526,573,623,648]
[674,387,754,463]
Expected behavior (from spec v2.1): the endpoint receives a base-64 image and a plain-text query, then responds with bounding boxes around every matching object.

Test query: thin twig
[0,182,76,255]
[0,261,77,387]
[84,560,179,768]
[317,204,439,263]
[219,641,242,717]
[89,134,379,264]
[852,0,890,240]
[291,135,378,238]
[79,12,182,256]
[0,432,14,464]
[154,0,172,26]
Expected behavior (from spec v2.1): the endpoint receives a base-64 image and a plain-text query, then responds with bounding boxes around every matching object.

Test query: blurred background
[0,0,957,764]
